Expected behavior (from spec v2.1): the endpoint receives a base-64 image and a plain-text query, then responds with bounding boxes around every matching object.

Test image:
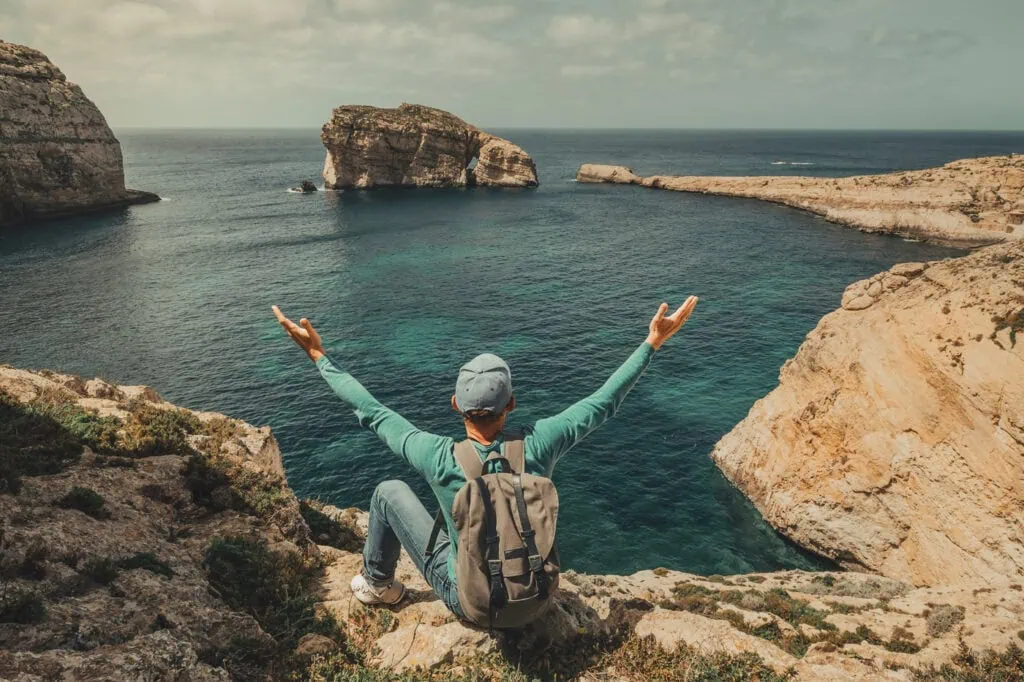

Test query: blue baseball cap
[455,353,512,414]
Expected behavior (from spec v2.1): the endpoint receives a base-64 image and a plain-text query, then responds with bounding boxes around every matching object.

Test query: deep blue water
[2,130,1021,575]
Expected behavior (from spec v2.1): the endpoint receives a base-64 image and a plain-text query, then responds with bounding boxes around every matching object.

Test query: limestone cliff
[712,241,1024,588]
[321,103,538,189]
[0,41,158,227]
[3,366,1022,681]
[577,157,1024,248]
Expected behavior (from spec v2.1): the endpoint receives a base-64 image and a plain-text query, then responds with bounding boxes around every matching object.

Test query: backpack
[425,435,560,629]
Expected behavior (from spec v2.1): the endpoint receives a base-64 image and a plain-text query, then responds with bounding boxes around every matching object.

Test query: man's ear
[451,395,460,413]
[505,395,516,414]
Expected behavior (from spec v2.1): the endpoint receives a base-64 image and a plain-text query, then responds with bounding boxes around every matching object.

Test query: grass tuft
[56,486,110,519]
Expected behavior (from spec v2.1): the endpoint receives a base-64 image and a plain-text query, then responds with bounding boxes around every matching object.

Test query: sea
[2,130,1022,576]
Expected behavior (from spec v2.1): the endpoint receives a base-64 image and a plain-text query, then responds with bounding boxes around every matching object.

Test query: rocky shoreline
[577,157,1024,248]
[0,41,158,228]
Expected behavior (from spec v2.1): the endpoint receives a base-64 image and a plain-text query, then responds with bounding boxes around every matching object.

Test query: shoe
[350,573,406,606]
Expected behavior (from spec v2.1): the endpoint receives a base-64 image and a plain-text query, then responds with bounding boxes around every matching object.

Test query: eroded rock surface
[321,103,538,189]
[576,156,1024,247]
[318,509,1024,680]
[0,367,311,681]
[712,241,1024,587]
[0,41,158,226]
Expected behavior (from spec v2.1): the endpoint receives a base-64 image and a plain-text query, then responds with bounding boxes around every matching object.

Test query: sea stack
[0,40,158,227]
[320,103,538,190]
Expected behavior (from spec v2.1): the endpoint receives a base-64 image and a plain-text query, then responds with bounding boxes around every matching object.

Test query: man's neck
[464,423,503,446]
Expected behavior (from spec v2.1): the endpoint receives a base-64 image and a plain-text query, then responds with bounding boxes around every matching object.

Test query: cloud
[432,2,516,24]
[560,61,645,78]
[546,15,618,45]
[98,2,169,37]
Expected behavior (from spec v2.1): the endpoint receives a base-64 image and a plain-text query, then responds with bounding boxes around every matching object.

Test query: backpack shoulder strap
[454,439,484,481]
[502,433,525,474]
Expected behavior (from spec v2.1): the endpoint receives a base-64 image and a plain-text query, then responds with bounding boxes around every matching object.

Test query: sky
[1,0,1021,129]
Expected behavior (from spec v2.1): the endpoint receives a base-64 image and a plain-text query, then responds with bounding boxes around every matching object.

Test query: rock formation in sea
[577,157,1024,248]
[320,103,538,190]
[712,240,1024,588]
[3,365,1023,680]
[0,41,158,227]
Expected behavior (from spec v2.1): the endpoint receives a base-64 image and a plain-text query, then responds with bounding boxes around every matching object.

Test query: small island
[578,157,1024,248]
[320,103,538,190]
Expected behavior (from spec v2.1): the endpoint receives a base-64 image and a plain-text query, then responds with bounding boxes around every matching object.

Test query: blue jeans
[363,480,464,619]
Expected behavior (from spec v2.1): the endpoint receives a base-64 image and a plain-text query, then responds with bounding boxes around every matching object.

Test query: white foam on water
[771,161,816,166]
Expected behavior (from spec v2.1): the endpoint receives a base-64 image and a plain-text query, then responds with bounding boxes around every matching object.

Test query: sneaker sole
[351,578,406,606]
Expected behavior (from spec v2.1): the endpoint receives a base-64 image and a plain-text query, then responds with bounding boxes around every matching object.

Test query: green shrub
[300,500,362,552]
[82,556,120,585]
[185,452,290,521]
[913,640,1024,681]
[885,626,922,654]
[926,604,966,637]
[203,535,340,679]
[0,391,83,494]
[0,588,46,624]
[57,486,110,519]
[121,402,200,456]
[118,552,173,578]
[18,537,50,580]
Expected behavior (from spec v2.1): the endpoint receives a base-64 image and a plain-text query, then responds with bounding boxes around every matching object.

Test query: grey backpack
[426,435,560,629]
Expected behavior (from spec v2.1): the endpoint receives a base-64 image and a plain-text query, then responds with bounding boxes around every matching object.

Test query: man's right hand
[646,296,699,350]
[272,305,326,362]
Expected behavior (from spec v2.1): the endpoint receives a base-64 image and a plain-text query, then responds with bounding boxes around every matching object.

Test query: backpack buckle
[528,555,544,572]
[487,559,503,577]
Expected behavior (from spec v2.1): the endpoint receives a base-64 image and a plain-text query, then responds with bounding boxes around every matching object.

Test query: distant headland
[578,156,1024,248]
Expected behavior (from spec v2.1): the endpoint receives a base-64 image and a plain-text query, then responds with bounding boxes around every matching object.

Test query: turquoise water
[3,130,1019,575]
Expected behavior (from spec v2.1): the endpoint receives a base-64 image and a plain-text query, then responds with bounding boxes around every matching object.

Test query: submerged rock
[291,180,318,193]
[712,240,1024,587]
[576,156,1024,248]
[0,41,159,227]
[320,103,538,190]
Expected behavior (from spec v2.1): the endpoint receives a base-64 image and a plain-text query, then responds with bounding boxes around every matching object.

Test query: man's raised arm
[271,306,447,478]
[528,297,698,473]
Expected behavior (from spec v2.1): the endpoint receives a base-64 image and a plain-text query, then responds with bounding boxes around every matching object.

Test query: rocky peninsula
[321,103,538,190]
[577,156,1024,248]
[2,354,1023,679]
[0,41,158,227]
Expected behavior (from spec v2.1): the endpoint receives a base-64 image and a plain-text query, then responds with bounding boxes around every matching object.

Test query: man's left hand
[272,305,326,362]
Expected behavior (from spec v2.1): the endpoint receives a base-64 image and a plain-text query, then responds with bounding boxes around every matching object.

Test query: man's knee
[371,479,412,508]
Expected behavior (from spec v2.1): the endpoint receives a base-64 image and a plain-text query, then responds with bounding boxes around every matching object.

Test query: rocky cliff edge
[712,240,1024,590]
[2,366,1023,681]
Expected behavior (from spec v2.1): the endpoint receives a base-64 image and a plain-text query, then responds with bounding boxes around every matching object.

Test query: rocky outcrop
[0,41,158,227]
[0,366,311,681]
[315,509,1024,680]
[3,366,1022,680]
[321,103,538,189]
[576,156,1024,248]
[712,240,1024,588]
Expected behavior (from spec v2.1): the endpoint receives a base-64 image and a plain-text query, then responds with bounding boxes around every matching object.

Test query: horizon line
[111,125,1024,133]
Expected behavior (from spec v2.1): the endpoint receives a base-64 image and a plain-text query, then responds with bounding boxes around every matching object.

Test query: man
[272,296,698,618]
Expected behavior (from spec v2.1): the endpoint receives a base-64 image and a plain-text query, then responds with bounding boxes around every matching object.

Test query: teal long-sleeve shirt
[315,341,656,581]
